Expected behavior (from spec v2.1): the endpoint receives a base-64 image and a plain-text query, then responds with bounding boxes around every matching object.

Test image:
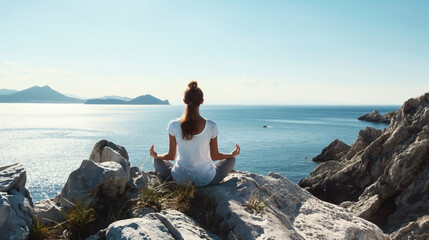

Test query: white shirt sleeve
[210,121,218,139]
[167,119,178,136]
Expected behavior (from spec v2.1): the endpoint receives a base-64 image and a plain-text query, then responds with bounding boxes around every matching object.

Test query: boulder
[33,199,64,225]
[104,210,218,240]
[358,110,394,124]
[89,140,130,178]
[128,166,149,190]
[312,139,350,162]
[0,163,33,240]
[60,160,129,207]
[300,92,429,238]
[197,171,386,240]
[59,140,133,207]
[0,163,32,204]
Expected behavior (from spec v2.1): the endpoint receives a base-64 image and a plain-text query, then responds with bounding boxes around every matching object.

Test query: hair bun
[188,81,198,90]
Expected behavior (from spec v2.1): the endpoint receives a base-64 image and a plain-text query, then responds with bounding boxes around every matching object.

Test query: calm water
[0,104,398,202]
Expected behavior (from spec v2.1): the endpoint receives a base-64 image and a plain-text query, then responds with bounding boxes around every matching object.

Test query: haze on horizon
[0,1,428,105]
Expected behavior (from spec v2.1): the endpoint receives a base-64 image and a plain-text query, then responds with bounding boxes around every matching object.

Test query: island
[0,85,169,105]
[85,94,169,105]
[0,86,84,103]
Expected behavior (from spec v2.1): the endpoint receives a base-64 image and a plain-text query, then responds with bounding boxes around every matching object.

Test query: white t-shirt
[167,118,218,186]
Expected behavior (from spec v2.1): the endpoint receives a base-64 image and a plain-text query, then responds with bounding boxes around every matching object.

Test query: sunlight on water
[0,104,398,202]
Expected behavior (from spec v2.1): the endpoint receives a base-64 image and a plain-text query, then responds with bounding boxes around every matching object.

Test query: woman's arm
[209,137,240,160]
[150,134,177,160]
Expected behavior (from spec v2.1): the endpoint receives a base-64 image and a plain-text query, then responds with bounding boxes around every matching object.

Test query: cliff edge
[299,92,429,239]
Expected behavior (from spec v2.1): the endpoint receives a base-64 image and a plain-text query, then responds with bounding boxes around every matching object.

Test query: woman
[150,81,240,186]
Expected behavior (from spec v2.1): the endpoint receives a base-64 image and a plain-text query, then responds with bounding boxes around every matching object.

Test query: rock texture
[312,139,351,162]
[33,199,64,225]
[94,171,385,240]
[0,163,33,240]
[33,140,141,225]
[300,92,429,239]
[197,171,386,240]
[59,140,131,207]
[104,210,219,240]
[358,110,394,124]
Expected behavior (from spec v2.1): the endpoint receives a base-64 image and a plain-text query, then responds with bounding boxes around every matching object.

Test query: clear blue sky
[0,0,428,105]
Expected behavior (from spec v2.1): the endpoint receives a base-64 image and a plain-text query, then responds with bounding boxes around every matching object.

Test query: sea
[0,104,399,202]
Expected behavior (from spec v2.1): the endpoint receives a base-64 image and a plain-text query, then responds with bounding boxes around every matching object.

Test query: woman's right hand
[149,145,158,158]
[231,144,241,157]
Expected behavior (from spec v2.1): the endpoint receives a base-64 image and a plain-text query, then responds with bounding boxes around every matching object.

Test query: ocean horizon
[0,103,399,202]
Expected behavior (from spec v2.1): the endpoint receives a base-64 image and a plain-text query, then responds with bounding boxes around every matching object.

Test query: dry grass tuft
[28,217,49,240]
[59,197,96,240]
[247,194,266,213]
[138,179,197,213]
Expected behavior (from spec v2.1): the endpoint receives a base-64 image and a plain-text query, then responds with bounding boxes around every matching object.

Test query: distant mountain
[129,94,169,105]
[100,95,132,101]
[85,94,169,105]
[85,98,127,104]
[0,89,18,95]
[0,86,84,103]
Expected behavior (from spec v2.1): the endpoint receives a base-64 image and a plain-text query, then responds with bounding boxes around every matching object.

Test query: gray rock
[33,198,64,225]
[390,215,429,240]
[60,160,129,207]
[128,166,149,190]
[90,139,129,162]
[158,210,220,240]
[105,210,219,240]
[346,127,382,159]
[312,139,350,162]
[300,92,429,238]
[105,216,174,240]
[358,110,394,124]
[60,140,132,207]
[90,142,130,179]
[199,171,386,240]
[0,191,33,240]
[0,163,33,240]
[0,163,32,205]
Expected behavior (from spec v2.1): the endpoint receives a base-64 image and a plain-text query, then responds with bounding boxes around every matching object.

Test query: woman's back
[168,118,218,185]
[150,81,240,186]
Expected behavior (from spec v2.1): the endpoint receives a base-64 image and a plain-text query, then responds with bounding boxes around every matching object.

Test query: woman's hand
[231,144,241,157]
[149,145,158,158]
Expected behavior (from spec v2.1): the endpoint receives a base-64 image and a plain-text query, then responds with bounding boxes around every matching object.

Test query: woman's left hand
[231,144,241,157]
[149,145,158,158]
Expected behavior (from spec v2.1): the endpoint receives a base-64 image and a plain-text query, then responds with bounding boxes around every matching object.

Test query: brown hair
[181,81,204,140]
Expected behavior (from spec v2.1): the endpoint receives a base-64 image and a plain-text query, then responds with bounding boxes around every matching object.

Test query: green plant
[246,184,282,214]
[139,181,163,211]
[28,217,49,240]
[202,195,223,230]
[187,192,227,238]
[247,194,266,213]
[60,197,96,240]
[164,182,196,212]
[105,196,132,224]
[138,179,196,213]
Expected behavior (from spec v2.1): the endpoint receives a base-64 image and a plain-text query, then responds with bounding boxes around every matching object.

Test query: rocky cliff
[358,110,394,124]
[1,140,387,240]
[299,92,429,239]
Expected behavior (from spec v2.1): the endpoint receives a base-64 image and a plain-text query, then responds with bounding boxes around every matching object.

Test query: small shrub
[202,196,223,230]
[28,217,49,240]
[187,192,227,238]
[138,179,196,213]
[139,181,163,211]
[165,182,196,212]
[60,198,96,240]
[247,194,265,213]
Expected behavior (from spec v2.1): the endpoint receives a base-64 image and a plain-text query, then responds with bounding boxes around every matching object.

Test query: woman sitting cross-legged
[149,81,240,186]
